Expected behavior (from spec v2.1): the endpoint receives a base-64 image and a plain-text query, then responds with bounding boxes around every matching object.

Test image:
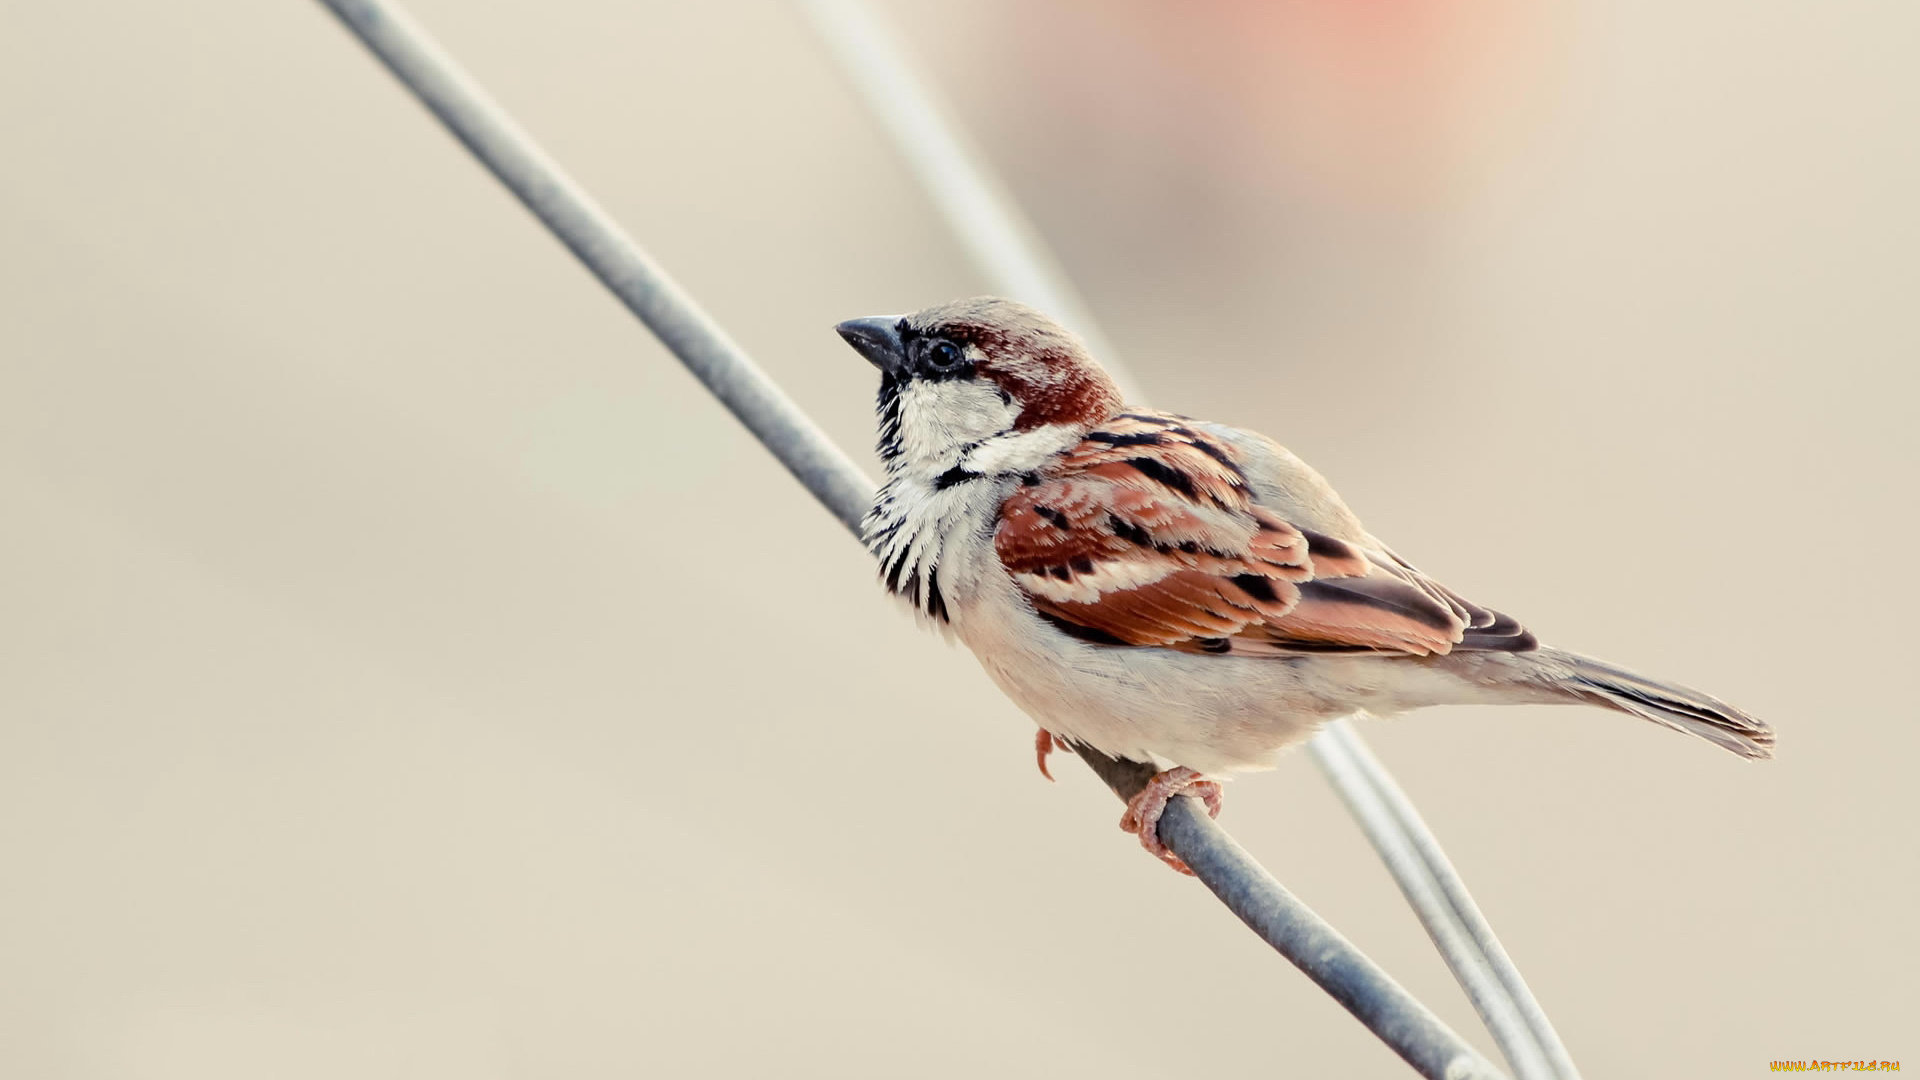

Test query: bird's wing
[994,411,1535,656]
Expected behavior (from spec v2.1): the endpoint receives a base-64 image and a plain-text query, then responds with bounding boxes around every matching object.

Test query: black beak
[835,316,907,378]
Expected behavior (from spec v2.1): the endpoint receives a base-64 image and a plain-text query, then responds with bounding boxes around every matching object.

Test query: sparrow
[835,297,1773,873]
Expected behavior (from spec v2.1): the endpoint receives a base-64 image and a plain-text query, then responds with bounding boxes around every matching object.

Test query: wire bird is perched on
[837,297,1773,873]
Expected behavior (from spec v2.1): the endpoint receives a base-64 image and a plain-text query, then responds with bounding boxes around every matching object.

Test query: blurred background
[1,0,1914,1076]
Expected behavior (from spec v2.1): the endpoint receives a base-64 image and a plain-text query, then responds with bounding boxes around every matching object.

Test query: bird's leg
[1118,767,1223,875]
[1034,729,1058,781]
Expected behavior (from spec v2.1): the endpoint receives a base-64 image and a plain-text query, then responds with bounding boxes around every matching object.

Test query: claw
[1118,767,1223,875]
[1034,729,1057,781]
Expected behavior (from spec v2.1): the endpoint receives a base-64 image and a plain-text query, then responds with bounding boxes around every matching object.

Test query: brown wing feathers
[995,412,1535,657]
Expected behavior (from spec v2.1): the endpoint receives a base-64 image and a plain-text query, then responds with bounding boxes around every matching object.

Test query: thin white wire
[1317,723,1581,1080]
[791,0,1134,400]
[797,2,1580,1077]
[1312,723,1560,1080]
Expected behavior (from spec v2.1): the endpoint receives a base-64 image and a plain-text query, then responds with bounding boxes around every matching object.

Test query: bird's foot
[1034,729,1059,781]
[1118,767,1223,875]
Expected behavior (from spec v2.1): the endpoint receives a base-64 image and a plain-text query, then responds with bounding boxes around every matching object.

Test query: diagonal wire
[795,2,1581,1078]
[310,1,1506,1076]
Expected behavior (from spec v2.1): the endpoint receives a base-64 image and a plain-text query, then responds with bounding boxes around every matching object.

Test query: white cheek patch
[896,379,1019,471]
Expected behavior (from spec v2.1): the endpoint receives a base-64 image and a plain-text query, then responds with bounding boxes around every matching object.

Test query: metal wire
[312,1,1507,1075]
[1316,723,1582,1080]
[796,2,1580,1077]
[1312,723,1557,1079]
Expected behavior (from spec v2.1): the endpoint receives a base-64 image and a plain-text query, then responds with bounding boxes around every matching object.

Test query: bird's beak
[835,316,907,378]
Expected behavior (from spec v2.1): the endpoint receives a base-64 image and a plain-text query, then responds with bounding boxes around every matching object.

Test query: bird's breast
[864,472,1015,629]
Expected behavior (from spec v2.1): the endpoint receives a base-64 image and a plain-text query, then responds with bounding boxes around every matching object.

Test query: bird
[835,297,1773,873]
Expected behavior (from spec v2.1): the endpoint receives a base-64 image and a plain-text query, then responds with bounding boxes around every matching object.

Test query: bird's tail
[1538,648,1775,760]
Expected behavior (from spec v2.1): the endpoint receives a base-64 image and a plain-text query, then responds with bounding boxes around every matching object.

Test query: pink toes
[1118,767,1223,875]
[1035,729,1058,781]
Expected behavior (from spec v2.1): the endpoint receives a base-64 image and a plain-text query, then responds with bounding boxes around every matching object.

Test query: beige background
[2,1,1914,1076]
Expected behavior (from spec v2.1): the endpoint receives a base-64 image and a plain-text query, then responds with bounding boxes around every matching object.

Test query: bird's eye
[927,339,962,370]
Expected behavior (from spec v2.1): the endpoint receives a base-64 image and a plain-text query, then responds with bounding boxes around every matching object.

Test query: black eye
[927,340,962,369]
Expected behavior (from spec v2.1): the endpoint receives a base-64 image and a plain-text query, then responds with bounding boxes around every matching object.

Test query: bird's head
[836,297,1123,479]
